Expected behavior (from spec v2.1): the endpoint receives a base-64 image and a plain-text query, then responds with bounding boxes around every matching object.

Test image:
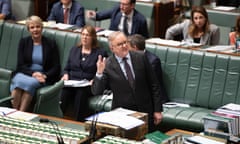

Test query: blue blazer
[63,46,108,80]
[0,0,12,20]
[96,5,149,38]
[48,0,85,28]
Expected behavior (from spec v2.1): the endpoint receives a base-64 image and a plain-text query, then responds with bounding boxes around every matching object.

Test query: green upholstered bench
[0,22,82,117]
[89,40,240,132]
[0,22,112,117]
[146,43,240,132]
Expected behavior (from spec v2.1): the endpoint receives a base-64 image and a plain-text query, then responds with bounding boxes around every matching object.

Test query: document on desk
[86,111,144,130]
[185,135,225,144]
[203,45,233,52]
[0,107,16,116]
[146,38,182,46]
[7,111,38,121]
[213,6,235,11]
[64,79,91,87]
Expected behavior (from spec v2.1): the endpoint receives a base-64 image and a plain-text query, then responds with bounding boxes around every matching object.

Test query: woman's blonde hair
[25,15,43,31]
[189,6,210,37]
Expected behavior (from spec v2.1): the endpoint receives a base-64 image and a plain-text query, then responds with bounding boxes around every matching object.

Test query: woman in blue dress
[10,15,60,111]
[60,25,108,121]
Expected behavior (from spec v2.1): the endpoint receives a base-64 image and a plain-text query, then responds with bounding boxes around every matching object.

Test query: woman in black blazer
[10,15,60,112]
[60,25,108,121]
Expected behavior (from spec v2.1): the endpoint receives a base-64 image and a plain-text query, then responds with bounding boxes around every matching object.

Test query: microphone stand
[39,118,64,144]
[88,90,112,143]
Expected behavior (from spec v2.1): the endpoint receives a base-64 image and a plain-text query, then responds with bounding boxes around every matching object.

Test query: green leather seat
[0,22,78,117]
[0,68,12,107]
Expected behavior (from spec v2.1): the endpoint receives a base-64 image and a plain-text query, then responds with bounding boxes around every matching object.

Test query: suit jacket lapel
[116,12,122,28]
[129,52,138,78]
[201,32,210,45]
[110,56,127,80]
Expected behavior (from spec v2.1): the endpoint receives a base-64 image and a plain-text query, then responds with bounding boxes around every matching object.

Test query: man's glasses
[114,41,128,47]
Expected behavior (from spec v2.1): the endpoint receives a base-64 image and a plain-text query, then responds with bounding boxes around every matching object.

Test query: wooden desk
[38,114,86,131]
[166,128,195,137]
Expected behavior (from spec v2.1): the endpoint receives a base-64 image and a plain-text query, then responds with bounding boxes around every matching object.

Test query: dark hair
[129,0,136,4]
[128,34,145,50]
[78,25,98,48]
[189,6,210,37]
[235,16,240,33]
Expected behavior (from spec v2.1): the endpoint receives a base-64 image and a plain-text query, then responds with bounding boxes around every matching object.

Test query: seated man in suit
[0,0,12,20]
[92,31,163,132]
[48,0,85,28]
[86,0,149,38]
[127,34,169,103]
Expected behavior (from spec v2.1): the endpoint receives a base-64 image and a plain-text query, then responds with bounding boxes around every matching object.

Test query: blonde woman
[10,15,60,111]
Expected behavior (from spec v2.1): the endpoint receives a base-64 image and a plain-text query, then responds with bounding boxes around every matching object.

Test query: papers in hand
[64,79,91,87]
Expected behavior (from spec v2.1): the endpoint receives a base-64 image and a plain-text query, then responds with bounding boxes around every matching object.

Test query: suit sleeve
[96,5,118,20]
[47,4,57,21]
[74,5,85,27]
[144,55,163,112]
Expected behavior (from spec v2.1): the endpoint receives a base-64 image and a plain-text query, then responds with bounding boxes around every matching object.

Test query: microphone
[88,89,112,143]
[39,118,64,144]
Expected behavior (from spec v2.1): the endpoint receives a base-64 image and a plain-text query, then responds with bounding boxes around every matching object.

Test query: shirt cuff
[96,73,103,79]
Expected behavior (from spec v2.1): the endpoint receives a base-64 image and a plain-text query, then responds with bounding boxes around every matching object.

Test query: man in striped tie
[48,0,85,28]
[92,31,164,132]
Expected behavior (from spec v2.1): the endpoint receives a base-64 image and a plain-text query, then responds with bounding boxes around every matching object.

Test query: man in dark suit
[48,0,85,28]
[91,31,163,132]
[0,0,12,20]
[127,34,169,103]
[86,0,149,38]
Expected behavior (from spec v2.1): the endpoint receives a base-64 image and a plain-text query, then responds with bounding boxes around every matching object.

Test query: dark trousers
[61,86,93,122]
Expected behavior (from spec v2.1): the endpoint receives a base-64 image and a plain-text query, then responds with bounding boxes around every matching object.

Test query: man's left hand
[153,112,163,125]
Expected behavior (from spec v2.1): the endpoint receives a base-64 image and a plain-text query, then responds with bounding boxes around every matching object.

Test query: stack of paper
[204,45,234,52]
[185,135,226,144]
[86,108,144,130]
[146,38,182,46]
